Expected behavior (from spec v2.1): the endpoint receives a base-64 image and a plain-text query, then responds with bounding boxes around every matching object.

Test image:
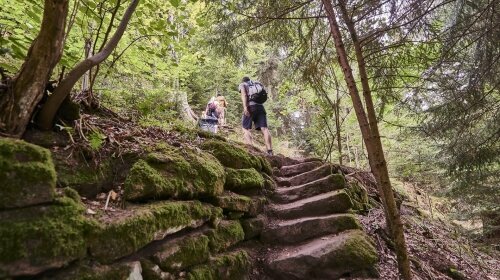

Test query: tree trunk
[37,0,140,130]
[0,0,69,137]
[176,91,198,124]
[322,0,412,278]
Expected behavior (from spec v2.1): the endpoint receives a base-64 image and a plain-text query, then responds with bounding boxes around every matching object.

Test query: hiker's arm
[240,88,250,116]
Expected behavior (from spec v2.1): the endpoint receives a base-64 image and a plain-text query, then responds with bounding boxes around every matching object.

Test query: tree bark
[37,0,140,130]
[322,0,412,279]
[176,91,198,124]
[0,0,69,137]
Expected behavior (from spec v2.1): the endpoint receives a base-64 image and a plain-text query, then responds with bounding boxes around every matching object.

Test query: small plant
[88,131,106,151]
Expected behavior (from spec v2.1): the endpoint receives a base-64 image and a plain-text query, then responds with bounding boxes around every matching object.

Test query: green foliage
[88,131,106,150]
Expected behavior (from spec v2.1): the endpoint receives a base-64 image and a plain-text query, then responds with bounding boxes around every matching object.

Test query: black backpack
[246,81,268,104]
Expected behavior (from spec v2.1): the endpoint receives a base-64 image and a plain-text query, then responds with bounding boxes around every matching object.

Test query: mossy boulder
[214,194,266,217]
[345,181,370,212]
[0,197,94,277]
[124,145,225,201]
[200,140,262,170]
[152,232,210,272]
[207,220,245,253]
[187,250,250,280]
[0,138,56,209]
[329,230,379,275]
[88,201,222,263]
[55,158,114,198]
[141,259,176,280]
[241,215,267,240]
[225,168,265,193]
[47,261,141,280]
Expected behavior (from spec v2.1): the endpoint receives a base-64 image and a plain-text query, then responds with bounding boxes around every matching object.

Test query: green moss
[345,181,370,212]
[124,159,178,200]
[241,216,266,240]
[197,130,226,141]
[331,230,378,271]
[62,187,81,202]
[215,194,253,213]
[0,197,94,276]
[200,140,262,170]
[207,220,245,253]
[153,234,210,272]
[88,201,222,263]
[187,250,250,280]
[225,168,265,193]
[259,156,273,175]
[124,145,225,201]
[50,261,135,280]
[0,138,56,209]
[55,158,114,198]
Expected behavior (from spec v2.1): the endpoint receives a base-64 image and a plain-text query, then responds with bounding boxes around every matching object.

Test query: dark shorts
[242,105,267,130]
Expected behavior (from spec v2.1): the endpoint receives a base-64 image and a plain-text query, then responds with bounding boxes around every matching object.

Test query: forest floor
[30,107,499,280]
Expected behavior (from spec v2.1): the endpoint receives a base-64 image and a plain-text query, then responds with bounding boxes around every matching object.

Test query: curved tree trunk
[176,91,198,124]
[0,0,69,137]
[37,0,140,130]
[322,0,412,279]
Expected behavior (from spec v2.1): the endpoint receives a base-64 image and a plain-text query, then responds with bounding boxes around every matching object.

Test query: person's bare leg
[243,128,253,145]
[261,127,272,151]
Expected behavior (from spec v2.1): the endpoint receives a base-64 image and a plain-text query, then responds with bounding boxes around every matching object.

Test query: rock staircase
[260,158,378,279]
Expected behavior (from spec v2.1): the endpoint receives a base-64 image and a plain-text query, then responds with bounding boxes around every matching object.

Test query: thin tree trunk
[322,0,412,278]
[0,0,69,137]
[37,0,140,130]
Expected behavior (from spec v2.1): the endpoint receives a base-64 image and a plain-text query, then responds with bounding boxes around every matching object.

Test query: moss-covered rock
[241,215,267,240]
[207,220,245,253]
[88,201,222,263]
[225,168,264,193]
[345,181,370,212]
[48,261,141,280]
[0,197,94,277]
[259,156,272,175]
[329,230,379,274]
[200,140,262,170]
[55,158,114,199]
[0,138,56,209]
[186,250,250,280]
[124,145,225,201]
[141,259,175,280]
[215,193,252,212]
[152,232,210,272]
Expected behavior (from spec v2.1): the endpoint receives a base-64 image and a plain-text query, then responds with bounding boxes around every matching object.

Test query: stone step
[265,230,378,280]
[261,214,361,244]
[278,164,336,187]
[273,174,346,203]
[270,190,353,220]
[279,161,323,177]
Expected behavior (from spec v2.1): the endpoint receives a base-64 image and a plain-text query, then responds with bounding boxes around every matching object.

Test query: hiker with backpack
[239,76,273,155]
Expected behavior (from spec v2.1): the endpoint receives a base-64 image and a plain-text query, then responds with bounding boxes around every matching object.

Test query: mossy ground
[88,201,222,263]
[124,144,225,201]
[0,138,56,208]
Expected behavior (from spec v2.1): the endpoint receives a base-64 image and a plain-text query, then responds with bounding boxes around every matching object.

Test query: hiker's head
[217,93,222,97]
[242,76,250,82]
